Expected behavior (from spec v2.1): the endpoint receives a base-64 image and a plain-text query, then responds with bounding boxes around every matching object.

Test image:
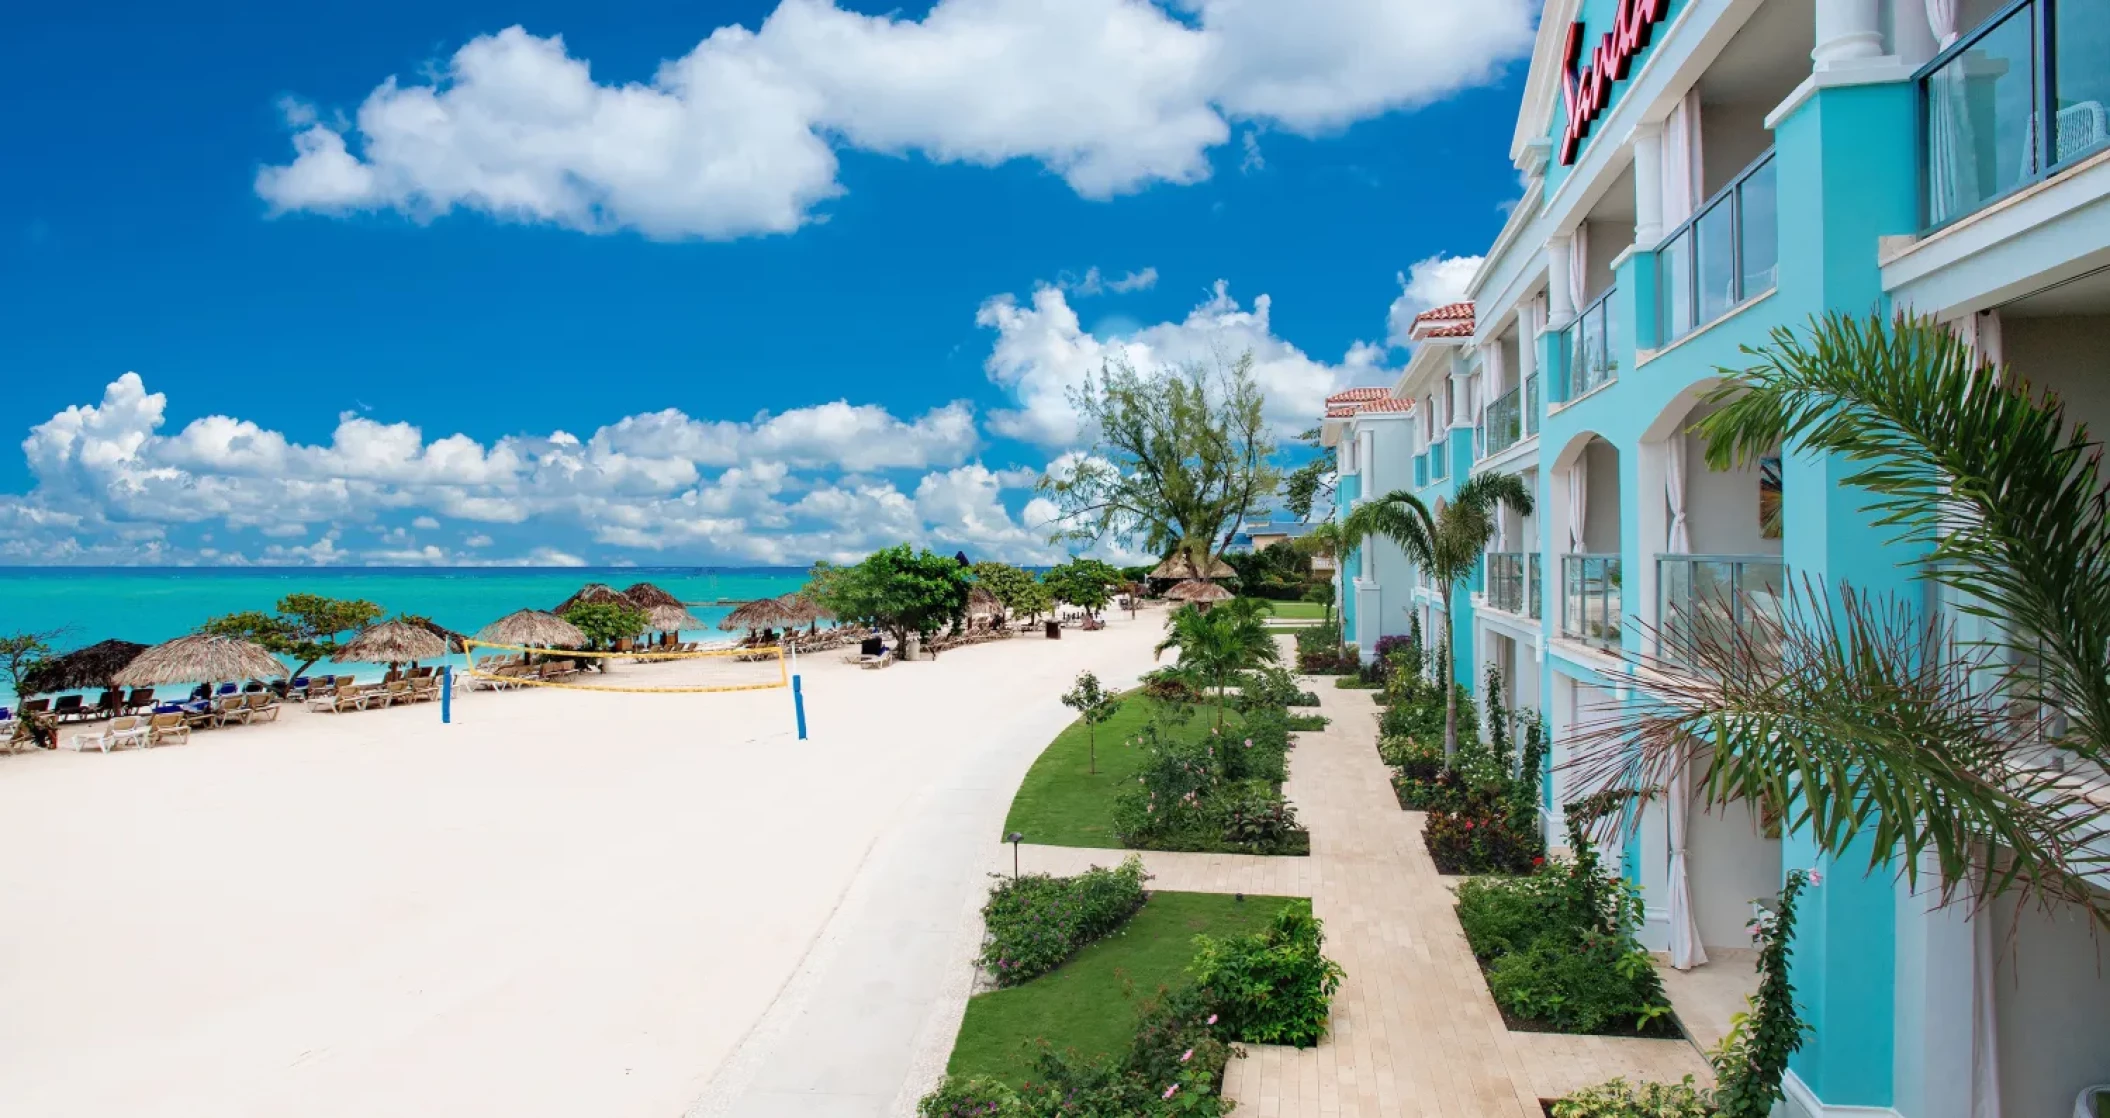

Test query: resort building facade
[1324,0,2110,1113]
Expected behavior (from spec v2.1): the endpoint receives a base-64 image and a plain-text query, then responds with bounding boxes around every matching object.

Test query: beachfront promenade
[0,613,1170,1118]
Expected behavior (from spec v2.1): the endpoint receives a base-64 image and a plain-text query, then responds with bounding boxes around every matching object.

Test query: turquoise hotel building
[1323,0,2110,1113]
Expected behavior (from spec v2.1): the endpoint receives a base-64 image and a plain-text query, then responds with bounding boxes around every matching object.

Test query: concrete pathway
[1218,679,1710,1117]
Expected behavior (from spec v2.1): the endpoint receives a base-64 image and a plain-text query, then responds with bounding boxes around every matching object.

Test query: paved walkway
[988,670,1711,1116]
[1219,680,1709,1117]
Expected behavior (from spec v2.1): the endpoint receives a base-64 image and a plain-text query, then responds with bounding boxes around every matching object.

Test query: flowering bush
[977,857,1148,987]
[1191,905,1345,1048]
[1422,787,1545,875]
[1238,664,1319,709]
[1113,715,1309,855]
[1214,781,1305,852]
[1548,1077,1714,1118]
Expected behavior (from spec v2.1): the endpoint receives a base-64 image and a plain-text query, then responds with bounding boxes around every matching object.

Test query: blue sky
[1,0,1533,567]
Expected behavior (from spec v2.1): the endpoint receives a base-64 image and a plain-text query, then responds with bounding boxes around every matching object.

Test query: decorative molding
[1781,1071,1904,1118]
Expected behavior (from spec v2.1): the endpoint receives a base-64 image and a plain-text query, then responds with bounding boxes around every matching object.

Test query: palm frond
[1697,312,2110,771]
[1567,578,2110,931]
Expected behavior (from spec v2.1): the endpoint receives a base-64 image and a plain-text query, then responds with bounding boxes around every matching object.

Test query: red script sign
[1558,0,1671,165]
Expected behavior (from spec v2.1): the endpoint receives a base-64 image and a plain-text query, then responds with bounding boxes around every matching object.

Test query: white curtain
[1924,0,1974,224]
[1926,0,1959,46]
[1662,93,1696,227]
[1970,879,2002,1118]
[1666,759,1708,969]
[1567,461,1588,553]
[1665,432,1691,553]
[1568,224,1590,310]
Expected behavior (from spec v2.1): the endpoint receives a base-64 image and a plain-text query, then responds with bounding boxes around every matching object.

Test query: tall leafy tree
[1042,557,1122,619]
[201,594,383,684]
[969,561,1042,620]
[811,544,973,651]
[1342,472,1533,766]
[1041,352,1279,567]
[560,600,650,652]
[1570,313,2110,929]
[1,631,60,748]
[1154,598,1279,728]
[1281,425,1338,522]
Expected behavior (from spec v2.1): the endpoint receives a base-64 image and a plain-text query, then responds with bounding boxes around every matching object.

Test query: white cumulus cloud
[1386,253,1483,347]
[256,0,1532,239]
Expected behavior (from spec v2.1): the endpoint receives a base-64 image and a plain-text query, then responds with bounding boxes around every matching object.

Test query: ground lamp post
[1006,832,1024,881]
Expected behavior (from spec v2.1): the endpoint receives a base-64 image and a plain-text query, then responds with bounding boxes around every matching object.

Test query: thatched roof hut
[475,609,586,648]
[397,614,469,653]
[966,585,1002,619]
[22,639,148,694]
[1163,579,1235,605]
[776,594,830,627]
[644,604,703,633]
[553,583,631,614]
[721,598,796,632]
[114,635,286,687]
[622,582,684,609]
[338,620,451,665]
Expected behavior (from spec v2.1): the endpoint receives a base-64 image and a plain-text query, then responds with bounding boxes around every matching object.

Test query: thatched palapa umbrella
[720,598,796,633]
[1164,579,1235,609]
[622,582,684,610]
[475,609,586,648]
[114,635,286,688]
[553,583,631,614]
[397,615,469,654]
[21,639,149,695]
[338,620,451,666]
[966,585,1002,620]
[644,604,703,634]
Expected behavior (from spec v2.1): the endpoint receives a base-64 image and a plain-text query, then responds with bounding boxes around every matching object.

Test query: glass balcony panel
[2056,0,2110,167]
[1528,553,1543,620]
[1658,555,1789,669]
[1524,372,1540,435]
[1737,157,1779,298]
[1923,6,2039,226]
[1570,291,1617,398]
[1561,554,1622,647]
[1486,552,1526,614]
[1695,198,1738,326]
[1485,387,1522,456]
[1659,227,1694,344]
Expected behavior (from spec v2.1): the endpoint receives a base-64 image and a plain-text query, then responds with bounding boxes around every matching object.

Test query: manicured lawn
[1264,624,1305,635]
[947,891,1308,1087]
[1242,598,1327,620]
[1003,695,1240,848]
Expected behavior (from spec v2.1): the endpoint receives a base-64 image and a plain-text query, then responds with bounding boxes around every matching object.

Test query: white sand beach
[0,613,1168,1118]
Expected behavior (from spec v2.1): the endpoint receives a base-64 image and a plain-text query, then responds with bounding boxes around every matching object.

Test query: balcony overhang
[1882,147,2110,318]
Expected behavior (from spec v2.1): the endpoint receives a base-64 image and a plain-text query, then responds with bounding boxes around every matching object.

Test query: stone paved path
[998,667,1711,1116]
[1221,678,1710,1117]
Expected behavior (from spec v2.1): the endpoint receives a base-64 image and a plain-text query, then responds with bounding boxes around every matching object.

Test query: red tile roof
[1325,393,1414,419]
[1409,301,1476,341]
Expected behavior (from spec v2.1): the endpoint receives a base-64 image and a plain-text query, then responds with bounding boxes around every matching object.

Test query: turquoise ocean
[0,567,809,708]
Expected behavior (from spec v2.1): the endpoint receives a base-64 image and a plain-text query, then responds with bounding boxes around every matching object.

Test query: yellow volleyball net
[458,640,790,695]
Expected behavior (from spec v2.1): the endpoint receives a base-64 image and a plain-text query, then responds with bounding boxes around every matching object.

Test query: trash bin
[1044,620,1061,639]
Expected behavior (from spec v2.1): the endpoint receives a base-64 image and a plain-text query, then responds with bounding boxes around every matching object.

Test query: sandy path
[0,612,1166,1118]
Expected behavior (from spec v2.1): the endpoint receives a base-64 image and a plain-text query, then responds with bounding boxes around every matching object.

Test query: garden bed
[1475,954,1684,1040]
[947,891,1307,1085]
[1003,695,1235,848]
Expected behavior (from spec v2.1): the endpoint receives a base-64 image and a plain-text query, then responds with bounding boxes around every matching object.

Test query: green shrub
[1213,781,1303,851]
[1139,667,1201,705]
[1378,734,1442,781]
[1285,713,1329,731]
[1191,905,1345,1048]
[1548,1077,1713,1118]
[917,1076,1019,1117]
[1422,786,1545,875]
[1333,674,1381,689]
[1454,872,1568,960]
[978,857,1148,987]
[1239,664,1318,708]
[1484,933,1672,1035]
[1113,713,1307,855]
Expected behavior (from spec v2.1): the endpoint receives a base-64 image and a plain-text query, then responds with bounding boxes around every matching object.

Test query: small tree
[812,544,973,650]
[1060,670,1124,775]
[969,561,1041,621]
[560,599,650,653]
[201,593,382,685]
[1,630,60,748]
[1012,577,1054,624]
[1043,558,1121,619]
[1155,598,1279,727]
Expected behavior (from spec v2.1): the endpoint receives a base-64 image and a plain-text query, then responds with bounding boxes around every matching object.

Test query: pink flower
[1180,1048,1193,1063]
[1163,1085,1180,1100]
[1807,869,1824,886]
[1206,1014,1218,1025]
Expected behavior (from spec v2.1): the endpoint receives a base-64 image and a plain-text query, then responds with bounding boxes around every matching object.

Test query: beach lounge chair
[73,715,149,753]
[0,714,17,751]
[50,694,85,723]
[307,684,366,713]
[215,683,239,697]
[242,693,282,723]
[410,675,440,703]
[88,690,122,720]
[146,712,190,747]
[859,649,894,669]
[22,698,50,718]
[385,680,416,705]
[121,688,156,715]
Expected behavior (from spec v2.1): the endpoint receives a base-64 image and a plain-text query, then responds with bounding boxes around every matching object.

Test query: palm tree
[1569,312,2110,930]
[1342,472,1534,766]
[1155,597,1279,728]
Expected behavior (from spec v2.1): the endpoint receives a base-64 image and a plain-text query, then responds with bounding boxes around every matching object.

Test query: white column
[1893,0,1941,66]
[1450,371,1474,429]
[1633,122,1665,247]
[1547,235,1575,325]
[1813,0,1884,69]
